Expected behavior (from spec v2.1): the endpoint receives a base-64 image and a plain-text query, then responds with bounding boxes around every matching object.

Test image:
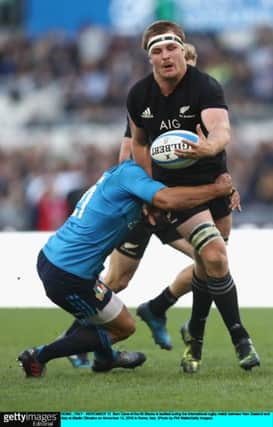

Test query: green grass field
[0,307,272,412]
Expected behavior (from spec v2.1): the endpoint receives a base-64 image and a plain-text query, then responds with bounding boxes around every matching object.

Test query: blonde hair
[184,43,198,65]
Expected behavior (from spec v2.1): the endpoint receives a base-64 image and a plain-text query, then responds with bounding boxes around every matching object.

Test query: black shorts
[116,196,231,259]
[37,250,112,324]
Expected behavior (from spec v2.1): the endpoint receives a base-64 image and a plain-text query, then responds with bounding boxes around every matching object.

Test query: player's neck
[154,69,186,96]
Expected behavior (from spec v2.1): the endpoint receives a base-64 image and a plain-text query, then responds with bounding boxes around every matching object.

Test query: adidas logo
[141,107,154,118]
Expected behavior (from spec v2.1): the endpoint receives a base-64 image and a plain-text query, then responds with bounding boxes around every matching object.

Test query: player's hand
[174,124,213,159]
[214,173,233,196]
[229,188,242,212]
[142,204,161,226]
[215,172,232,185]
[215,175,242,211]
[142,204,170,228]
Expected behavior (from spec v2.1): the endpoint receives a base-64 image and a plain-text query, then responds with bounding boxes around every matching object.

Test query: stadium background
[0,0,272,308]
[0,0,272,233]
[0,0,273,414]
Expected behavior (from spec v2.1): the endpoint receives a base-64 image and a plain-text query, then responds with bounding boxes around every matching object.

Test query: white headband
[147,33,184,56]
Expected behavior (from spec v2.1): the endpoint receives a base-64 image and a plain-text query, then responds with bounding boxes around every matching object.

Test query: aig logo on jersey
[94,282,107,301]
[160,119,181,130]
[179,105,195,118]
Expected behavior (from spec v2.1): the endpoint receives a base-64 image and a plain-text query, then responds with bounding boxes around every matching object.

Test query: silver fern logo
[179,106,190,115]
[179,105,195,118]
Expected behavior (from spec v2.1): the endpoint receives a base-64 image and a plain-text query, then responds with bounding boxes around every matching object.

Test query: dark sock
[149,286,178,317]
[60,320,89,359]
[37,324,113,364]
[189,273,213,340]
[63,320,81,336]
[208,273,249,345]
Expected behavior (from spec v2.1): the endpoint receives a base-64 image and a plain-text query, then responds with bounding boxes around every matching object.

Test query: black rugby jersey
[127,65,228,187]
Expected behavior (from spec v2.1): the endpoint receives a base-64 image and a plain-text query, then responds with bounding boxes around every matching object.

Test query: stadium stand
[0,24,273,230]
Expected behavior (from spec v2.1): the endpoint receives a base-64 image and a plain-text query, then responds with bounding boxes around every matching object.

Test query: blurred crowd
[0,23,273,230]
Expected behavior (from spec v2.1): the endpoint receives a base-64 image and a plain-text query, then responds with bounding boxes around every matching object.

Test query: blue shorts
[37,250,123,325]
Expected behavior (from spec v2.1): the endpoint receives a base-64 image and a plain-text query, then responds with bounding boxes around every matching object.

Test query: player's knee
[104,269,130,292]
[118,317,136,340]
[105,264,138,293]
[205,249,227,271]
[125,317,136,337]
[201,241,228,276]
[121,263,139,283]
[108,280,129,293]
[108,273,132,293]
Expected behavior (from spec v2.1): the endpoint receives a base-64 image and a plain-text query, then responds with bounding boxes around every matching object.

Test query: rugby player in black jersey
[122,20,260,373]
[105,42,199,304]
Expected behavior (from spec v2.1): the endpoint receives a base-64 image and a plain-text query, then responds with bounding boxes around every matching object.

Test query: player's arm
[129,116,152,176]
[118,116,132,163]
[200,107,231,155]
[175,109,230,159]
[153,173,233,211]
[118,136,132,163]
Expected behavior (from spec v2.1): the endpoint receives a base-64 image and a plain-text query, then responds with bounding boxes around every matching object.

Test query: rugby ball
[150,130,198,169]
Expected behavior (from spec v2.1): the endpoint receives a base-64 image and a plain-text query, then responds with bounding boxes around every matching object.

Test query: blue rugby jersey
[43,160,165,279]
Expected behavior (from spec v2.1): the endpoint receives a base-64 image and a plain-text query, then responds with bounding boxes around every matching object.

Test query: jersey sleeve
[127,84,143,128]
[120,162,166,204]
[199,75,228,110]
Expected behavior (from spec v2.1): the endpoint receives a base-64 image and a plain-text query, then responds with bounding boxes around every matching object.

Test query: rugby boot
[235,338,260,370]
[180,320,203,373]
[92,351,146,372]
[136,302,172,350]
[68,353,91,368]
[17,348,46,378]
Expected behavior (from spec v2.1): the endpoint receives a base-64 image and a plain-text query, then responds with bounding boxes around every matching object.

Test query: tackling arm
[153,173,233,211]
[118,136,132,163]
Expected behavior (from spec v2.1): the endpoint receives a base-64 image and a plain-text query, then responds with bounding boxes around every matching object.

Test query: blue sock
[94,327,117,361]
[94,348,118,362]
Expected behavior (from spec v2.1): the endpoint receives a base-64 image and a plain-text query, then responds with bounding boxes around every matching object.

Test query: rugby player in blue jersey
[17,160,232,377]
